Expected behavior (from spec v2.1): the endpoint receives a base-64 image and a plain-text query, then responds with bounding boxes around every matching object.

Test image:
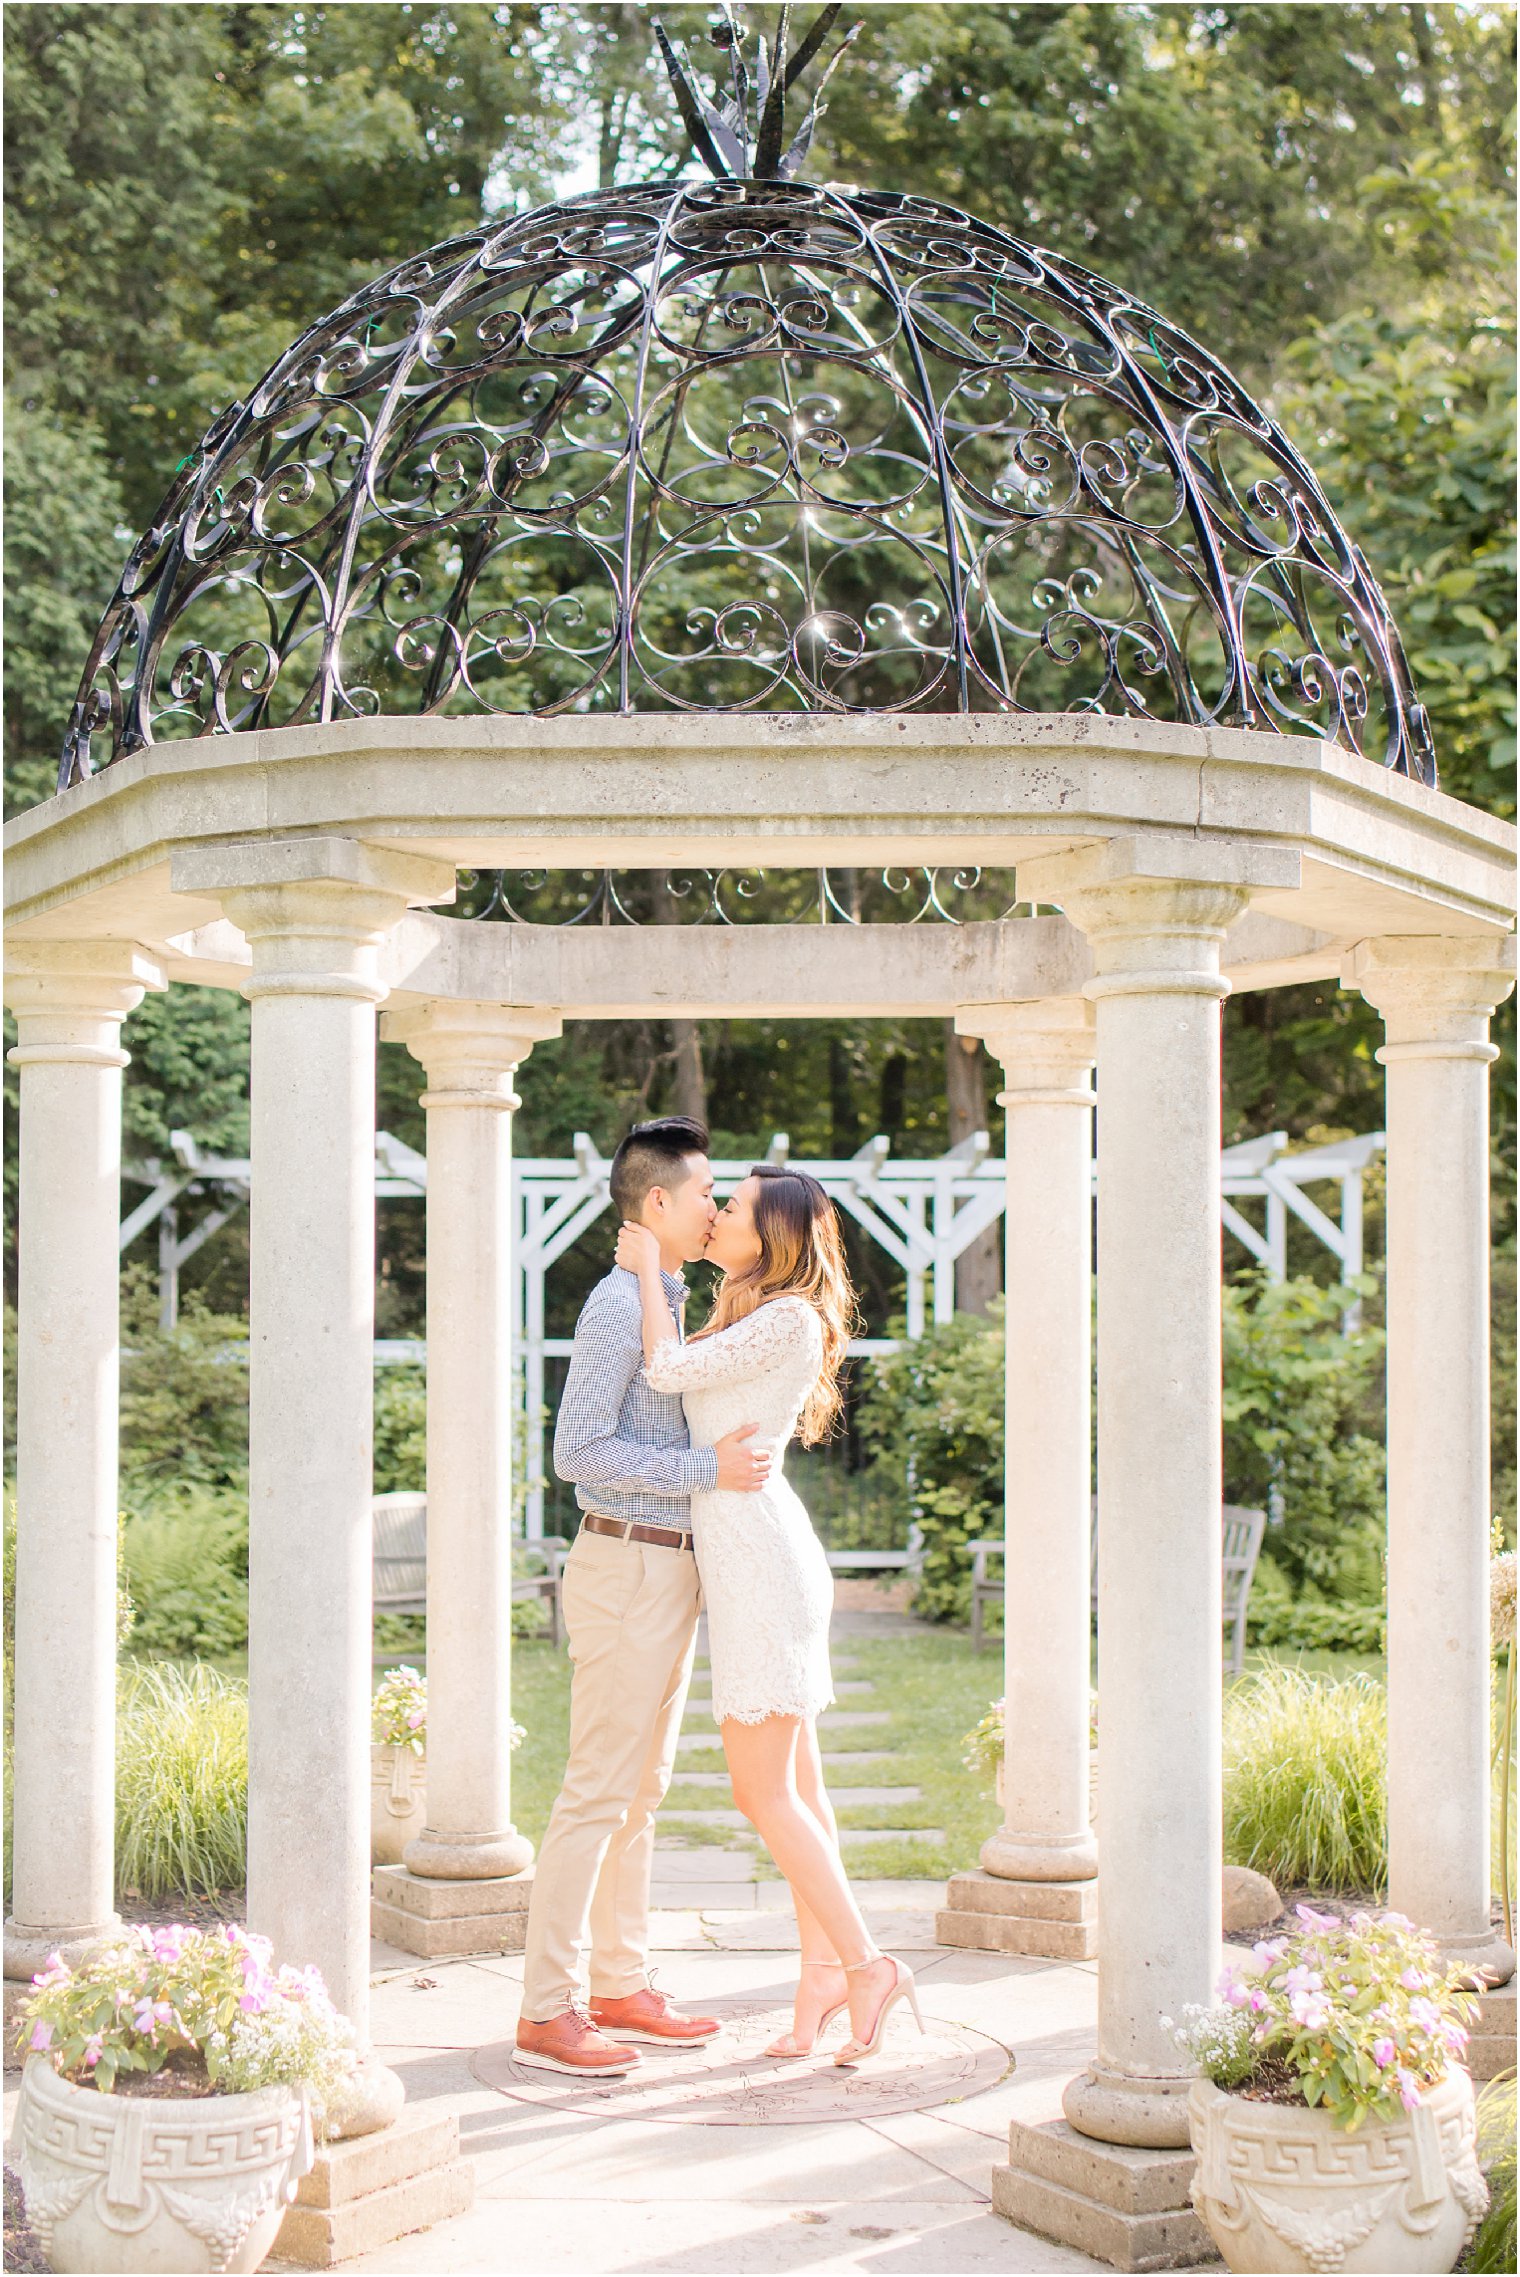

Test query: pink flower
[1295,1904,1340,1930]
[1408,1996,1441,2032]
[28,2021,53,2052]
[1290,1990,1330,2030]
[1247,1988,1269,2013]
[1399,1968,1428,1992]
[1284,1966,1323,2000]
[1396,2069,1422,2112]
[406,1709,425,1729]
[1382,1912,1414,1932]
[1221,1975,1252,2010]
[81,2034,104,2070]
[1371,2036,1396,2067]
[1251,1939,1287,1967]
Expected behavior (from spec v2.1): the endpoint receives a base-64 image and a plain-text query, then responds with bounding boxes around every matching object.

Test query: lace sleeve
[643,1297,820,1394]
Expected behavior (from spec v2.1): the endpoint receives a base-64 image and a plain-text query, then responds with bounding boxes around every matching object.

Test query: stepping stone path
[657,1646,945,1883]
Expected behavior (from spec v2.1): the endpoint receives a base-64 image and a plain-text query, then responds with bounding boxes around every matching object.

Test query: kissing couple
[515,1116,924,2078]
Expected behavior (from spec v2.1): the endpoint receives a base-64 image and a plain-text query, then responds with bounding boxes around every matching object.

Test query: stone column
[1023,836,1294,2154]
[372,1001,562,1960]
[937,1000,1098,1964]
[1347,935,1517,1986]
[170,841,453,2080]
[3,944,165,1983]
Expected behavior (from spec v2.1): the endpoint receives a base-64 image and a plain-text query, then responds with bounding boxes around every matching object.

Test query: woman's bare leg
[767,1718,847,2051]
[723,1713,901,2044]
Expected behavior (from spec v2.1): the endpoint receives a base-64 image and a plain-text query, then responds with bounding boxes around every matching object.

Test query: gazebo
[6,23,1516,2262]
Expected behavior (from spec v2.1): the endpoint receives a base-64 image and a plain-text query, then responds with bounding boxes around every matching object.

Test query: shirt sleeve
[553,1287,719,1496]
[643,1297,820,1394]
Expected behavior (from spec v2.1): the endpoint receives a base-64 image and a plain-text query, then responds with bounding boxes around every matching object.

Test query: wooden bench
[967,1502,1266,1674]
[824,1523,925,1579]
[371,1492,572,1649]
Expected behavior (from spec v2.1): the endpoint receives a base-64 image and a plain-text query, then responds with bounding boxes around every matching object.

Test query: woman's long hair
[698,1166,860,1445]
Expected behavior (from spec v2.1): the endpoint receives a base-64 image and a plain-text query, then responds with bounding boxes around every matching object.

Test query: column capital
[957,998,1096,1104]
[5,940,167,1068]
[172,838,457,1005]
[1016,835,1300,1001]
[1343,934,1516,1059]
[381,1000,563,1109]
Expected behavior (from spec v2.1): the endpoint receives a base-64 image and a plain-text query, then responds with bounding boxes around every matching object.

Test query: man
[515,1116,773,2076]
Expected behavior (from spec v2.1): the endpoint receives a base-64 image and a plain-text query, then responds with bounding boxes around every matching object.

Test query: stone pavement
[248,1878,1138,2276]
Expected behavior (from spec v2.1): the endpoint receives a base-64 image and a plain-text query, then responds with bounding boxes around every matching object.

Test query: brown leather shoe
[514,2002,642,2076]
[589,1985,720,2044]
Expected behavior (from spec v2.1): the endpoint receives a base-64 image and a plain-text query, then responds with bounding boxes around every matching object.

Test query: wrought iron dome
[58,7,1436,797]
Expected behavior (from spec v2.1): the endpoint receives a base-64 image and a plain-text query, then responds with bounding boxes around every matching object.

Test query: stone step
[683,1678,876,1711]
[655,1814,942,1847]
[677,1710,891,1753]
[667,1775,921,1804]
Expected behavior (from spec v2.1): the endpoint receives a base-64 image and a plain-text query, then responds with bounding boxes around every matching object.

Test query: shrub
[374,1366,427,1493]
[1221,1273,1387,1602]
[118,1268,249,1496]
[116,1662,248,1901]
[1248,1595,1386,1654]
[855,1303,1005,1622]
[120,1486,248,1659]
[1222,1664,1387,1894]
[1469,2072,1517,2274]
[856,1273,1389,1628]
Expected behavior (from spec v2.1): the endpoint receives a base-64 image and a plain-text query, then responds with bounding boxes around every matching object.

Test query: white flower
[1491,1552,1516,1652]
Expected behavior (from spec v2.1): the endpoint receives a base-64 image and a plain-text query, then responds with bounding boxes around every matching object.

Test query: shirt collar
[659,1267,688,1305]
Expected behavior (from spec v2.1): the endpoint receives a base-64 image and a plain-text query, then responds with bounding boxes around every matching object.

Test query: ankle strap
[843,1950,885,1971]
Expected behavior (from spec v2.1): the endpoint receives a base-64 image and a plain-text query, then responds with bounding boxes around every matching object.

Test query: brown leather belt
[580,1511,694,1551]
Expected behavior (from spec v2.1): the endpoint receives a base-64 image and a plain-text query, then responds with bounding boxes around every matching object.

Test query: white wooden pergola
[5,711,1515,2238]
[120,1121,1385,1536]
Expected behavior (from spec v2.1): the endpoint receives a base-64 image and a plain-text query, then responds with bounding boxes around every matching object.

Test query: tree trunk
[946,1022,1001,1314]
[651,870,708,1127]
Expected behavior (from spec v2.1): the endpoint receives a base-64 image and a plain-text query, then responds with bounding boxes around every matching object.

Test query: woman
[615,1166,923,2066]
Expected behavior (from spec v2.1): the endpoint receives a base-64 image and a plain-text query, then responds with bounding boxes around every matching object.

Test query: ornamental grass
[116,1662,247,1902]
[1222,1662,1386,1894]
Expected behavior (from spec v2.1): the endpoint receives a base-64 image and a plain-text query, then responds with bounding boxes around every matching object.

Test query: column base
[276,2104,473,2267]
[372,1863,533,1958]
[1468,1983,1517,2079]
[1063,2063,1194,2150]
[4,1915,123,1982]
[1437,1925,1516,1990]
[936,1870,1097,1960]
[993,2117,1208,2273]
[982,1827,1099,1882]
[402,1826,535,1880]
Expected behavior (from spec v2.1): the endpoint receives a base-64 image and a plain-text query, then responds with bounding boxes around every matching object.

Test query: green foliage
[373,1367,427,1494]
[1248,1595,1386,1656]
[856,1302,1006,1622]
[120,987,251,1158]
[1222,1664,1387,1894]
[118,1270,249,1496]
[115,1661,248,1901]
[1469,2072,1518,2275]
[860,1279,1388,1625]
[2,398,127,813]
[1221,1274,1386,1601]
[120,1489,249,1660]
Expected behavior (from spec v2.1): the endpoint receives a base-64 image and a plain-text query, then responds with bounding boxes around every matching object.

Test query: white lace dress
[643,1296,835,1726]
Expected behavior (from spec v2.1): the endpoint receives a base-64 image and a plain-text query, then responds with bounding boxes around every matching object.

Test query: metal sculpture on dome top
[58,2,1435,796]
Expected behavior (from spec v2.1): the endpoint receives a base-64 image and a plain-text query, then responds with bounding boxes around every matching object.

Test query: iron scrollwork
[58,13,1433,801]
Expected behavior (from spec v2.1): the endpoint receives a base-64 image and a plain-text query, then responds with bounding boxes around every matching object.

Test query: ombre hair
[698,1166,859,1444]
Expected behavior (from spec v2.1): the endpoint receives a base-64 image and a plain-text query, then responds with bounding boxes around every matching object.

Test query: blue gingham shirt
[553,1266,719,1532]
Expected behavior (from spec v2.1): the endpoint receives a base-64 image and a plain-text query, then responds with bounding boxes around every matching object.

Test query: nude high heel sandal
[764,1960,849,2058]
[834,1952,925,2064]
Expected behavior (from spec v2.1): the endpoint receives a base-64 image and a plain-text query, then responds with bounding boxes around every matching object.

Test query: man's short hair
[609,1116,710,1221]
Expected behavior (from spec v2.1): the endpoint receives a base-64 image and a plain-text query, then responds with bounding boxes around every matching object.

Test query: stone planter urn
[1188,2069,1487,2275]
[10,2052,314,2274]
[371,1741,427,1866]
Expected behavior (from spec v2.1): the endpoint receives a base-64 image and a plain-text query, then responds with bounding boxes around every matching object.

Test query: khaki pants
[520,1527,701,2021]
